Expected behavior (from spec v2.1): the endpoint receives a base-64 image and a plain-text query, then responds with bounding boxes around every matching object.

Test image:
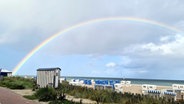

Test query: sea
[61,76,184,86]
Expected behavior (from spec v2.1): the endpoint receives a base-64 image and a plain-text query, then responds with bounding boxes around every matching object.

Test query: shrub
[49,100,80,104]
[23,95,37,100]
[35,87,57,101]
[8,82,25,89]
[0,76,34,89]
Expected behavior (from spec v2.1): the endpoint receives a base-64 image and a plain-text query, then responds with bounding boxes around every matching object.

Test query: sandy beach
[121,84,142,94]
[121,84,172,94]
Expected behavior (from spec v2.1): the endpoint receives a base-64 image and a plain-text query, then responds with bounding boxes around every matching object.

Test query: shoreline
[60,76,184,81]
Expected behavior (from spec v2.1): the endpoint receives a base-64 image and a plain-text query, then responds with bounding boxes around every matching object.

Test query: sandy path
[0,87,39,104]
[66,94,97,104]
[11,89,48,104]
[12,89,96,104]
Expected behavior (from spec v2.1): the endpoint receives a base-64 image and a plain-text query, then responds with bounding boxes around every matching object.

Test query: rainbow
[12,17,183,75]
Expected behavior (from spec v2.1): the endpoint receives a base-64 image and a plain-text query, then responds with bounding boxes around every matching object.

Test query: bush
[49,100,80,104]
[23,95,37,100]
[8,82,25,89]
[0,77,34,89]
[35,87,57,101]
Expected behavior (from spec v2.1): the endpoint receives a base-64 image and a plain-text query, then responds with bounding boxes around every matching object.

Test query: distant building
[141,84,177,101]
[160,89,176,101]
[172,84,184,101]
[94,84,114,91]
[37,67,61,88]
[0,69,12,77]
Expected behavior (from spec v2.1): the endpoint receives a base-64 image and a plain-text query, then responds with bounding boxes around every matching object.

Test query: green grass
[49,100,80,104]
[0,76,34,89]
[23,95,37,100]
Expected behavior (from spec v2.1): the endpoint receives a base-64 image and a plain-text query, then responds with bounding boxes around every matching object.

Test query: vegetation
[0,76,34,89]
[24,86,77,103]
[24,81,184,104]
[1,77,184,104]
[49,100,80,104]
[34,87,57,101]
[23,95,37,100]
[59,81,184,104]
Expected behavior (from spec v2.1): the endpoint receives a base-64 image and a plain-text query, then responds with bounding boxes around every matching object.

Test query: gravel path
[0,87,38,104]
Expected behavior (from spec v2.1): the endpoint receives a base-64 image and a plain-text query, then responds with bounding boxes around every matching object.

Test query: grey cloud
[1,0,184,79]
[45,22,173,55]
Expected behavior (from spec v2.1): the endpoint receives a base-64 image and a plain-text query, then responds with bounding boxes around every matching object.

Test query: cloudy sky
[1,0,184,80]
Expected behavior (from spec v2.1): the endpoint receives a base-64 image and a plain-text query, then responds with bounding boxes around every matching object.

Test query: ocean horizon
[61,76,184,86]
[17,75,184,86]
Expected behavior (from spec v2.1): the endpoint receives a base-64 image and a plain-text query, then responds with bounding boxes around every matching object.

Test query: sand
[11,89,48,104]
[11,89,35,96]
[66,95,97,104]
[122,84,142,94]
[121,84,172,94]
[157,85,172,90]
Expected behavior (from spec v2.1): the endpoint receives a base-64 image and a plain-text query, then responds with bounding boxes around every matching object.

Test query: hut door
[181,95,184,100]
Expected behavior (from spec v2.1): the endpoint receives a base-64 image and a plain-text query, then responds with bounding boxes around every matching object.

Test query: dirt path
[0,87,39,104]
[66,94,97,104]
[12,89,96,104]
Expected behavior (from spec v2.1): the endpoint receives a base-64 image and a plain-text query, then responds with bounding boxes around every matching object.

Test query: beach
[120,84,172,94]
